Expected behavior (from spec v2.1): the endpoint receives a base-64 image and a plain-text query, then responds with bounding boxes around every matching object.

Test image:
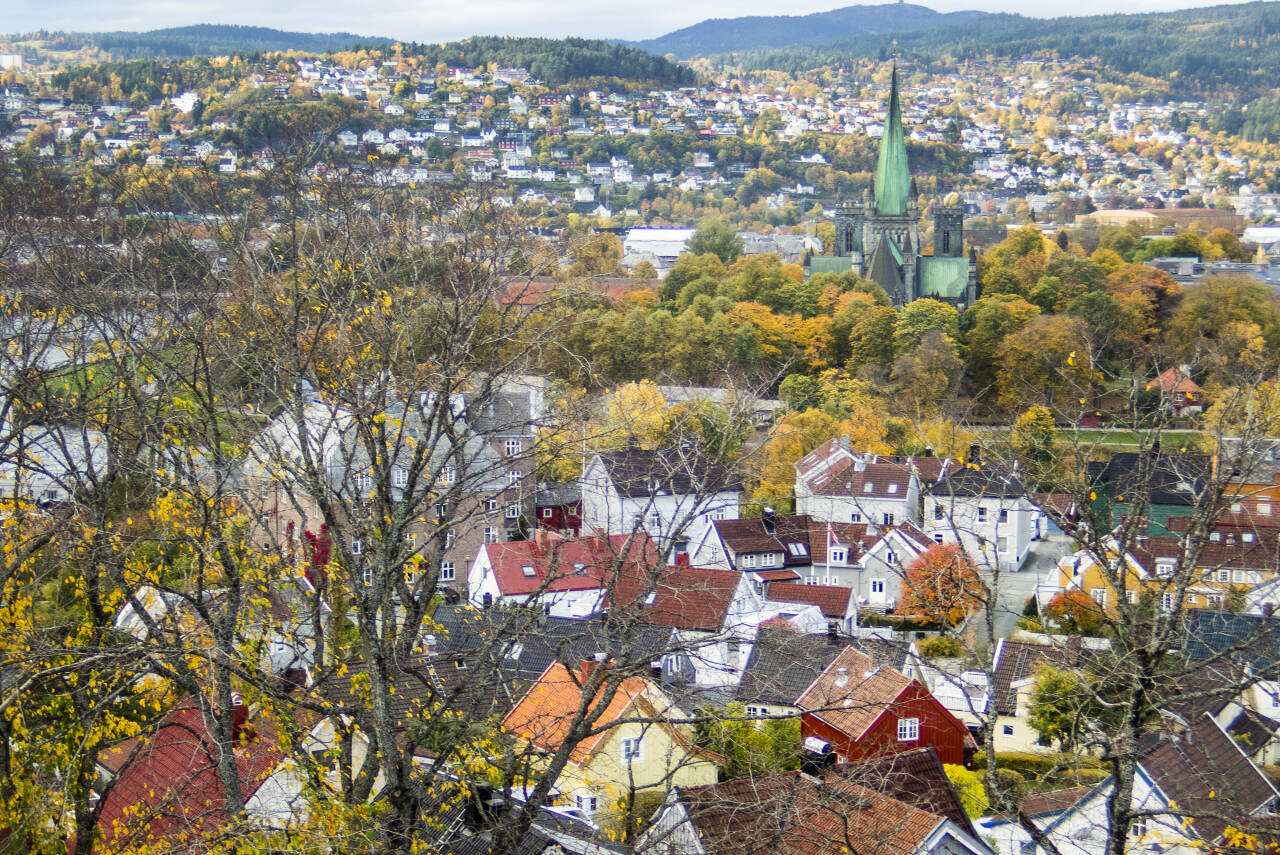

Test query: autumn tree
[896,543,984,627]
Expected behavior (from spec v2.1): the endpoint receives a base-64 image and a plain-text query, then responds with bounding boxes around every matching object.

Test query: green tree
[1011,406,1056,466]
[687,219,743,265]
[893,298,960,359]
[945,764,990,819]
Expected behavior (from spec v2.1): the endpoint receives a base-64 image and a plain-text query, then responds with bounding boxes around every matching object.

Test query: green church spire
[873,64,911,217]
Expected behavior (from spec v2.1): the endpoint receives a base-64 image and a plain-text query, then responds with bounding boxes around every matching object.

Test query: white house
[579,447,741,555]
[925,460,1040,572]
[979,713,1279,855]
[795,438,939,528]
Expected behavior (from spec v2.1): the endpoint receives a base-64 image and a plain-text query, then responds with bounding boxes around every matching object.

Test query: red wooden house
[797,646,975,767]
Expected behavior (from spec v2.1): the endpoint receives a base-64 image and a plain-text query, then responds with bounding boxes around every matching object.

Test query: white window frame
[445,529,456,550]
[830,547,847,564]
[575,793,598,814]
[897,717,920,741]
[977,506,988,523]
[484,527,498,544]
[1090,588,1107,608]
[440,561,455,582]
[541,507,553,518]
[351,537,363,556]
[621,736,643,764]
[505,503,521,519]
[440,465,457,485]
[393,468,409,488]
[507,469,520,486]
[504,439,521,457]
[870,578,885,594]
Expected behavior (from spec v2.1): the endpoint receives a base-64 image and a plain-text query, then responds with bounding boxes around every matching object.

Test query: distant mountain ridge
[631,3,989,58]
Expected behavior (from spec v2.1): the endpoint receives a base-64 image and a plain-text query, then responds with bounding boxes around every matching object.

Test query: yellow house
[501,659,722,817]
[1047,533,1276,616]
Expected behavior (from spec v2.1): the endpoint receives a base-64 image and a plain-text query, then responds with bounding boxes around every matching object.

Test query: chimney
[580,651,608,681]
[827,622,839,645]
[924,447,935,458]
[834,666,850,688]
[423,633,438,657]
[230,691,256,744]
[968,444,981,465]
[840,434,851,452]
[762,505,776,535]
[676,552,690,567]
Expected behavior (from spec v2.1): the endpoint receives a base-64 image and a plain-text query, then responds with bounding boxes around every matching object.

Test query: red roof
[1147,366,1201,396]
[767,582,854,618]
[611,564,743,632]
[484,530,659,597]
[93,700,284,850]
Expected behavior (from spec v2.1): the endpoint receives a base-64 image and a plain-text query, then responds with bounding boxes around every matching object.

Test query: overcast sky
[7,0,1259,44]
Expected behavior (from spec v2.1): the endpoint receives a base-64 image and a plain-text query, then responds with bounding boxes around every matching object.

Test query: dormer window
[788,542,809,557]
[573,562,587,575]
[1156,559,1176,578]
[521,564,536,577]
[888,483,898,494]
[830,547,847,564]
[863,482,874,493]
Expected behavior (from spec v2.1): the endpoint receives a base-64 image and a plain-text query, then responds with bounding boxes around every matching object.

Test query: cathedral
[812,66,977,309]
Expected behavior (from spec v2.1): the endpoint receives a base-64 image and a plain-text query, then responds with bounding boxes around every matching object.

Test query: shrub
[918,636,963,658]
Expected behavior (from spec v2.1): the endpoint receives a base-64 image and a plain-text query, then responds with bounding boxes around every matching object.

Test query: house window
[1090,588,1107,608]
[830,548,847,564]
[997,536,1008,553]
[1235,570,1247,584]
[850,512,862,523]
[445,530,456,550]
[440,562,455,582]
[999,509,1008,523]
[885,550,897,566]
[484,527,499,544]
[1002,725,1014,736]
[977,507,988,522]
[621,736,644,764]
[486,497,499,512]
[1161,592,1174,613]
[1206,592,1222,608]
[393,468,409,488]
[1127,590,1138,604]
[897,718,920,741]
[454,658,467,670]
[1260,503,1272,516]
[1211,532,1222,542]
[713,508,728,520]
[506,503,520,518]
[404,566,416,587]
[1232,502,1244,514]
[504,439,521,457]
[934,504,945,520]
[1219,569,1230,582]
[1244,532,1256,543]
[888,483,899,494]
[863,482,874,493]
[507,469,520,486]
[436,503,448,519]
[882,513,895,526]
[355,473,373,493]
[573,562,587,575]
[788,542,809,557]
[351,537,363,556]
[440,465,456,485]
[575,793,598,814]
[742,554,757,569]
[362,568,372,587]
[934,534,945,544]
[746,705,764,716]
[870,579,885,594]
[1156,560,1176,578]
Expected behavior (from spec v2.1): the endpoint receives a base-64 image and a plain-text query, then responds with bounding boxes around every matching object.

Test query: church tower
[819,64,975,309]
[861,64,920,306]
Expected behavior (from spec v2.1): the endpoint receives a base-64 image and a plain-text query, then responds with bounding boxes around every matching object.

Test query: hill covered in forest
[15,24,393,59]
[717,1,1280,95]
[631,3,988,58]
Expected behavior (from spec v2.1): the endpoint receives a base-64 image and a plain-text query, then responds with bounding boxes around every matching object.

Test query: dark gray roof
[1183,608,1280,675]
[735,627,913,708]
[535,480,581,506]
[595,447,742,498]
[932,462,1028,499]
[1087,451,1210,507]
